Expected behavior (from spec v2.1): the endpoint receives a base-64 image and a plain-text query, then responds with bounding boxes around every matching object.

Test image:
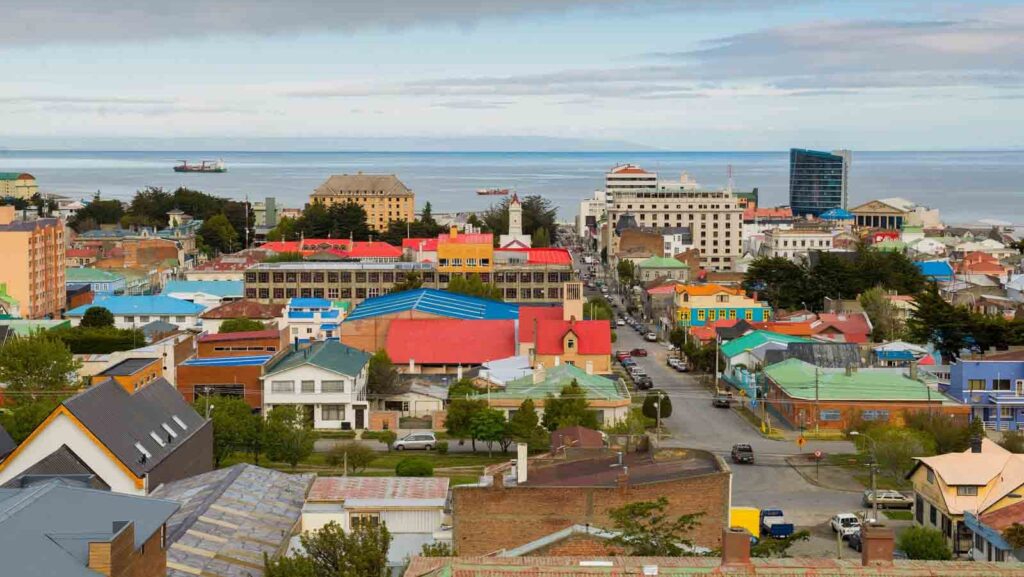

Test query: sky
[1,0,1023,150]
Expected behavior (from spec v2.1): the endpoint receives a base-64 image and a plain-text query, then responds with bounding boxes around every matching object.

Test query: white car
[830,513,861,539]
[393,432,437,451]
[616,319,626,326]
[645,332,658,342]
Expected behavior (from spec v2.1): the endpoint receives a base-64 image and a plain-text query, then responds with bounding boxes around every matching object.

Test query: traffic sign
[814,450,822,459]
[796,435,806,449]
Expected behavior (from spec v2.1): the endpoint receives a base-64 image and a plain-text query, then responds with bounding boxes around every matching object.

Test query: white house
[302,477,450,569]
[284,297,347,342]
[162,280,244,310]
[261,340,370,430]
[64,296,205,331]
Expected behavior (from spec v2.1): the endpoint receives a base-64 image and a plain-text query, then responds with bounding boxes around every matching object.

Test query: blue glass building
[789,149,850,217]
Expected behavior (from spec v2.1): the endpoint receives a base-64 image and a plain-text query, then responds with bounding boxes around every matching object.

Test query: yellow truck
[729,506,760,542]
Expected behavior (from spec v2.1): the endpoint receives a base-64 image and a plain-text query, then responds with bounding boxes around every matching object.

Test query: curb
[785,456,863,493]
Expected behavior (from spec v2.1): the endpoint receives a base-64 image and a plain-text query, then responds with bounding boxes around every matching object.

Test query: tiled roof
[534,320,611,356]
[483,363,626,402]
[813,312,872,343]
[199,329,279,342]
[66,296,205,316]
[308,476,448,502]
[313,174,412,197]
[979,500,1024,532]
[608,164,649,174]
[911,440,1024,515]
[743,205,794,221]
[345,288,518,322]
[765,359,939,402]
[200,299,284,320]
[264,340,370,378]
[386,319,516,365]
[518,306,564,342]
[162,280,244,297]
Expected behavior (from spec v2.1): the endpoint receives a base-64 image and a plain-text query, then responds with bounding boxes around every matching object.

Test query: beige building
[310,173,415,231]
[0,172,38,200]
[759,227,835,262]
[0,206,66,318]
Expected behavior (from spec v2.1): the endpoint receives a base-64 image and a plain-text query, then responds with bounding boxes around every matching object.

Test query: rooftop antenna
[726,164,735,195]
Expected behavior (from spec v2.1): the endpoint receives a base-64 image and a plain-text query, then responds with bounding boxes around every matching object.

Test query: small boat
[174,159,227,173]
[476,188,510,196]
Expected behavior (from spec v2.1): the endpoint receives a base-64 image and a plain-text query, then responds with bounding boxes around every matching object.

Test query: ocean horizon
[1,149,1022,225]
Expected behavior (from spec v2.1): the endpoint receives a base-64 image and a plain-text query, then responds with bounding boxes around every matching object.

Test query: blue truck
[759,509,795,539]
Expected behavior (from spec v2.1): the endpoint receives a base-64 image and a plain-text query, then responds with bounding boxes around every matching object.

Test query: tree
[999,430,1024,453]
[326,442,376,474]
[541,381,600,431]
[0,397,64,443]
[1003,523,1024,550]
[266,216,298,242]
[367,350,401,395]
[531,227,550,248]
[669,328,686,350]
[584,296,614,321]
[859,286,902,342]
[904,412,973,454]
[199,213,240,254]
[0,331,80,401]
[395,457,434,477]
[379,430,397,452]
[906,284,972,362]
[55,326,145,354]
[482,195,557,245]
[860,427,936,480]
[446,397,487,450]
[607,497,702,556]
[897,526,952,560]
[295,203,334,238]
[642,391,672,420]
[507,398,547,447]
[750,530,810,558]
[193,395,261,467]
[328,201,371,241]
[447,274,502,301]
[80,306,115,329]
[264,521,390,577]
[69,194,124,232]
[263,405,316,468]
[470,408,507,457]
[419,541,455,557]
[125,187,174,227]
[617,260,636,285]
[264,251,305,263]
[605,408,651,435]
[392,272,423,293]
[219,318,268,333]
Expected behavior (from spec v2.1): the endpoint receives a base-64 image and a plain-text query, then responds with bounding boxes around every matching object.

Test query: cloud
[0,96,174,105]
[0,0,791,46]
[433,100,514,110]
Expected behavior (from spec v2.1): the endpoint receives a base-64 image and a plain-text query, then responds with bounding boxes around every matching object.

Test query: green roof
[873,240,907,252]
[764,358,936,402]
[264,340,370,378]
[65,268,124,283]
[638,256,688,269]
[480,363,628,402]
[0,319,71,335]
[720,330,811,359]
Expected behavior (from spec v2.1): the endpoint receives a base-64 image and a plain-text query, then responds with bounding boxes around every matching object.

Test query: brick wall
[431,410,447,431]
[529,533,626,556]
[369,411,399,431]
[452,469,730,556]
[341,310,445,354]
[176,363,264,409]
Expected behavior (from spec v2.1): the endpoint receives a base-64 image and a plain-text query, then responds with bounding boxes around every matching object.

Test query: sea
[1,150,1022,225]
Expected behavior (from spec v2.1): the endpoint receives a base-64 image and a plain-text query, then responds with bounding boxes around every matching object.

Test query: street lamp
[850,431,879,523]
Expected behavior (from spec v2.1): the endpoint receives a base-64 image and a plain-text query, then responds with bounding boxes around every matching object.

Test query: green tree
[193,395,260,467]
[219,318,267,333]
[642,391,672,420]
[447,274,502,301]
[743,257,809,311]
[266,216,298,242]
[470,408,507,457]
[80,306,115,328]
[264,251,305,263]
[507,398,548,450]
[584,296,614,321]
[419,541,455,557]
[904,412,973,454]
[199,213,240,254]
[263,405,316,469]
[750,530,810,558]
[859,286,903,342]
[482,195,557,245]
[531,227,550,248]
[421,202,436,227]
[326,442,377,474]
[446,398,487,450]
[395,457,434,477]
[897,526,952,560]
[296,203,334,238]
[1003,523,1024,549]
[55,326,145,354]
[378,430,397,451]
[392,272,424,293]
[607,497,702,556]
[448,377,478,399]
[367,350,401,395]
[264,521,390,577]
[541,381,600,431]
[69,194,124,232]
[906,284,972,362]
[328,201,372,241]
[0,331,80,401]
[669,327,686,350]
[125,187,174,227]
[617,260,635,285]
[0,397,65,443]
[605,408,651,435]
[999,430,1024,453]
[860,427,936,480]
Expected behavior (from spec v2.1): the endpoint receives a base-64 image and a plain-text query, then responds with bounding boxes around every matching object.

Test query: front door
[355,407,365,430]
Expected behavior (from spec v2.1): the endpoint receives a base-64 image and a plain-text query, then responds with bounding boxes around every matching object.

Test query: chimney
[721,528,752,567]
[457,364,463,380]
[533,363,546,384]
[585,360,594,375]
[971,435,983,453]
[409,357,415,373]
[554,356,561,367]
[909,362,919,381]
[616,467,629,496]
[861,524,895,566]
[88,521,135,576]
[449,226,458,239]
[516,443,529,483]
[492,472,505,490]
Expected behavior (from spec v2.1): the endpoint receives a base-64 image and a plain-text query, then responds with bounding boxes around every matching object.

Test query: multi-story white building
[760,227,835,262]
[605,164,658,195]
[576,189,607,239]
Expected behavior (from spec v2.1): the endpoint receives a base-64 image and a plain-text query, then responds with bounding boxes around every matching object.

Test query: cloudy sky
[2,0,1022,149]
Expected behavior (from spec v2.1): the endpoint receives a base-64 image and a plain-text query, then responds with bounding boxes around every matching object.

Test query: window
[968,379,986,391]
[139,315,150,322]
[272,380,295,393]
[956,485,979,496]
[173,415,188,430]
[384,401,409,412]
[150,431,166,447]
[301,380,315,393]
[124,315,134,323]
[351,513,380,530]
[862,410,890,422]
[162,423,178,438]
[819,409,841,422]
[929,503,937,525]
[697,309,706,321]
[927,468,935,483]
[321,404,344,420]
[566,338,575,350]
[1001,406,1015,420]
[745,310,753,321]
[135,442,152,460]
[994,379,1012,391]
[322,380,344,393]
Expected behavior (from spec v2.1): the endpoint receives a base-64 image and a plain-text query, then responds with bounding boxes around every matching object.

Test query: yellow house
[907,439,1024,555]
[0,172,38,199]
[437,227,494,274]
[674,283,771,327]
[0,206,66,319]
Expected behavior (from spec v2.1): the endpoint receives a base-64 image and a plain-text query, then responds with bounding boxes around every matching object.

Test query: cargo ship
[174,159,227,173]
[476,187,510,196]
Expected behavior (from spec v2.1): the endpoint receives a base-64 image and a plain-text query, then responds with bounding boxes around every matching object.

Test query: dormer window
[173,415,188,430]
[567,338,575,350]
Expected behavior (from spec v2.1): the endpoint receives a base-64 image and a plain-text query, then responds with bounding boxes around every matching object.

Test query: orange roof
[742,205,794,221]
[609,164,649,174]
[674,284,743,297]
[760,321,816,336]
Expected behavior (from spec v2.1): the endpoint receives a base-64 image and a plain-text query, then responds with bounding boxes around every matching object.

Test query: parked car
[712,393,732,408]
[394,432,437,451]
[616,318,626,326]
[847,530,863,552]
[862,490,914,510]
[760,509,795,539]
[621,359,637,368]
[731,444,754,464]
[630,348,648,357]
[667,358,683,370]
[635,376,654,390]
[830,513,861,539]
[645,332,658,342]
[629,367,647,378]
[615,350,631,361]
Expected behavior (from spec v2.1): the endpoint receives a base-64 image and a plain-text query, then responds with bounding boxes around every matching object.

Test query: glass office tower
[789,149,851,217]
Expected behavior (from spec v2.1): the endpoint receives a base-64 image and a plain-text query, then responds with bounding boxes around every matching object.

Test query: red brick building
[177,329,289,409]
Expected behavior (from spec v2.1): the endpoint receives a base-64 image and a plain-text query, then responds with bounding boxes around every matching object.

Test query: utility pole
[814,367,820,434]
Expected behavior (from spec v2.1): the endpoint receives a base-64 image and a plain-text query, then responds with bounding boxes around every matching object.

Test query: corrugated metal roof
[162,280,244,297]
[386,319,516,365]
[345,288,518,322]
[66,296,205,316]
[765,359,938,402]
[308,476,448,502]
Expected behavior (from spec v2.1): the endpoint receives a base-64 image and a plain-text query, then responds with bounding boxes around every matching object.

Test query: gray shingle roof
[1,445,109,491]
[313,173,413,197]
[0,422,15,460]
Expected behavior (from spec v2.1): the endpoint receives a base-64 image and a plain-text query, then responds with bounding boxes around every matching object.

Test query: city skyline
[2,1,1023,150]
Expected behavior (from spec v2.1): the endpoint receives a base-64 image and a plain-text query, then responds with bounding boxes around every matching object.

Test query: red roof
[812,313,871,343]
[347,241,402,259]
[402,238,439,251]
[646,285,677,295]
[518,306,565,343]
[534,319,611,356]
[917,355,936,366]
[609,164,649,174]
[386,319,516,365]
[200,299,284,319]
[742,205,794,222]
[500,248,573,265]
[308,477,449,502]
[261,239,352,255]
[199,329,279,342]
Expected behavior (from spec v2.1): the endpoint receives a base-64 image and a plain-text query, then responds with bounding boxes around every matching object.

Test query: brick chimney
[720,528,751,567]
[861,524,895,566]
[616,468,629,496]
[970,435,983,453]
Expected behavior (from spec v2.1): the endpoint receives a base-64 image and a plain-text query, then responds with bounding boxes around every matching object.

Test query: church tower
[498,193,532,248]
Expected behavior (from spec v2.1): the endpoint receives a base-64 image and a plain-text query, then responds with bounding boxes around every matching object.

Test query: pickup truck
[830,513,861,539]
[759,509,795,539]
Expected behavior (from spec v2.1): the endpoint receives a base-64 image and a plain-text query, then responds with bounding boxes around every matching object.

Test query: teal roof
[720,330,811,359]
[0,319,71,335]
[480,363,628,402]
[163,280,244,297]
[65,268,124,283]
[764,358,936,402]
[65,296,204,317]
[638,256,687,269]
[264,340,370,378]
[0,173,29,181]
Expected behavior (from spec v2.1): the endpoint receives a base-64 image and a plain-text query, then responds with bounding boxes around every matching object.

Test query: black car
[635,376,654,390]
[847,530,862,552]
[731,444,754,464]
[712,393,731,408]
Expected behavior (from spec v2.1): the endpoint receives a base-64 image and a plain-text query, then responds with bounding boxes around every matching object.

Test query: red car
[630,348,648,357]
[615,351,631,361]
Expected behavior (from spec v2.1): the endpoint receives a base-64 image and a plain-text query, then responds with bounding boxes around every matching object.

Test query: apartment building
[0,206,66,318]
[760,227,834,262]
[0,172,38,199]
[244,261,575,305]
[605,164,658,194]
[309,173,415,231]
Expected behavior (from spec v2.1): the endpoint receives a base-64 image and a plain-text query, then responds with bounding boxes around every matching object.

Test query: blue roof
[915,260,954,279]
[66,296,206,317]
[819,208,854,220]
[288,311,314,319]
[289,297,332,309]
[876,350,916,361]
[320,323,339,330]
[344,288,519,322]
[162,280,244,297]
[180,355,273,367]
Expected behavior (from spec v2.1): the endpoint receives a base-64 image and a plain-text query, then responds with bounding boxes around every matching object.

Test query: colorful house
[675,284,771,328]
[532,318,613,375]
[436,227,494,275]
[948,350,1024,431]
[478,363,630,426]
[65,267,127,297]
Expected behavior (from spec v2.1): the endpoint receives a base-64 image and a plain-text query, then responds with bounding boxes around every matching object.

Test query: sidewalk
[786,454,864,493]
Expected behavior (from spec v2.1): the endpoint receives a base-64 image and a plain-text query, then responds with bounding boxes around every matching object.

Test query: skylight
[150,431,166,447]
[162,423,178,438]
[135,442,152,459]
[172,415,188,429]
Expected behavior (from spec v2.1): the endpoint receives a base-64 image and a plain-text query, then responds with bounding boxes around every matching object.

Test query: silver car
[394,432,437,451]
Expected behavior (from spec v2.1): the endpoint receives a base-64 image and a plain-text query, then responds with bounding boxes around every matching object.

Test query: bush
[396,457,434,477]
[380,430,397,450]
[436,441,449,455]
[897,526,952,560]
[642,391,672,420]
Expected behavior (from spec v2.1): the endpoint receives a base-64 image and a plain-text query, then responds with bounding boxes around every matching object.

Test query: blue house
[915,260,954,283]
[949,350,1024,430]
[65,268,127,297]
